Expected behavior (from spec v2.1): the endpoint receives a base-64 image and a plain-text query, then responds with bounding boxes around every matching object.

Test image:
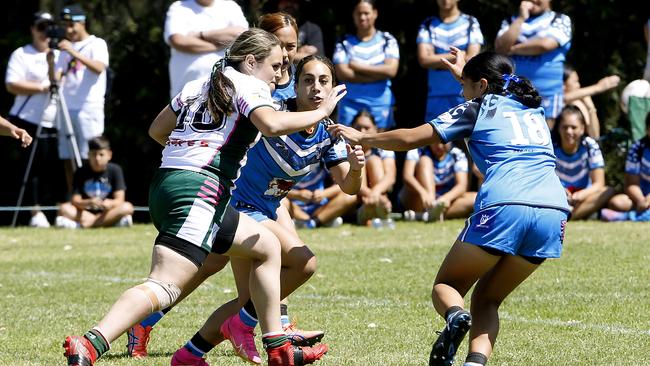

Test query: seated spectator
[351,110,396,225]
[273,0,325,62]
[563,64,620,139]
[55,136,134,228]
[285,163,357,228]
[399,142,476,221]
[601,113,650,221]
[553,106,614,220]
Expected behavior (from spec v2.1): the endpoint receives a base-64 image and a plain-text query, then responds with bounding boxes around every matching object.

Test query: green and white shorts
[149,168,238,266]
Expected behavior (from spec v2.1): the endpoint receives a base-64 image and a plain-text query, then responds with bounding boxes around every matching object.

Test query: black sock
[280,303,289,316]
[84,329,110,358]
[189,332,216,354]
[243,299,258,319]
[465,352,488,365]
[162,307,172,314]
[445,305,464,321]
[313,217,322,227]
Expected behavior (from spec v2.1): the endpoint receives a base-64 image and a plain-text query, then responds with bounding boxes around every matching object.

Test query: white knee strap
[136,279,181,312]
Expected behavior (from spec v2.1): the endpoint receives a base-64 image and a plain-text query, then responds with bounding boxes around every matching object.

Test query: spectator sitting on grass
[55,136,133,228]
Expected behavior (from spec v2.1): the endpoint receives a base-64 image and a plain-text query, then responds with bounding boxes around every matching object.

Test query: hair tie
[222,48,231,71]
[502,73,520,91]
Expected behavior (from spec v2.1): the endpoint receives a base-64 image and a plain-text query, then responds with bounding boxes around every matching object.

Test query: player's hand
[519,1,534,20]
[295,189,313,202]
[441,46,466,82]
[437,197,451,209]
[328,124,364,145]
[571,190,586,204]
[318,84,347,117]
[11,127,32,148]
[597,75,620,92]
[311,189,324,203]
[346,144,365,172]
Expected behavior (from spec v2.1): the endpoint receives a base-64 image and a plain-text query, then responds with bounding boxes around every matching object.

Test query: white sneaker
[403,210,416,221]
[324,216,343,228]
[29,212,51,228]
[116,215,133,227]
[55,215,80,229]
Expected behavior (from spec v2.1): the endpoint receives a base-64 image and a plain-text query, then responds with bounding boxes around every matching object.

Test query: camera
[45,23,67,49]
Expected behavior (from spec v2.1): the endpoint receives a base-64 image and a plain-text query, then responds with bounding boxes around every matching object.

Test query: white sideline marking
[500,313,650,336]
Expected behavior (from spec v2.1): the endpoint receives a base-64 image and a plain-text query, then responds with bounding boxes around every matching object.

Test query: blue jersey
[497,11,572,96]
[429,94,569,212]
[406,146,468,197]
[554,137,604,191]
[231,119,347,220]
[367,147,395,160]
[332,31,399,106]
[291,163,330,211]
[417,14,483,97]
[272,64,296,101]
[625,136,650,196]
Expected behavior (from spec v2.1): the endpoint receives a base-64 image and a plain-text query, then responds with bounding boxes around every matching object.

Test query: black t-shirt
[72,162,126,199]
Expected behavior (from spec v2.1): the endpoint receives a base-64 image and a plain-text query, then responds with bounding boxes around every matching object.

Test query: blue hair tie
[502,74,521,91]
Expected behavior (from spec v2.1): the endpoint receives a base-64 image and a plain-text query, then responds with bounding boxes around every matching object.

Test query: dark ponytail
[462,52,542,108]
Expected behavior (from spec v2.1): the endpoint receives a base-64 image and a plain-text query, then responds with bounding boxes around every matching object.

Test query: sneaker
[63,335,98,366]
[171,347,210,366]
[600,208,628,222]
[30,211,50,228]
[283,321,325,347]
[267,341,328,366]
[295,219,317,229]
[55,215,80,229]
[425,202,445,223]
[127,323,151,359]
[220,314,262,364]
[116,214,133,227]
[403,210,416,221]
[323,216,343,228]
[429,309,472,366]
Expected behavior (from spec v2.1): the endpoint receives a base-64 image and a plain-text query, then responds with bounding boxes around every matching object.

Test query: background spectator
[56,136,133,228]
[553,105,614,220]
[417,0,483,121]
[645,17,650,81]
[495,0,572,127]
[5,11,66,227]
[164,0,248,98]
[0,115,32,147]
[56,4,110,192]
[268,0,325,63]
[400,142,476,221]
[333,0,399,130]
[563,64,619,139]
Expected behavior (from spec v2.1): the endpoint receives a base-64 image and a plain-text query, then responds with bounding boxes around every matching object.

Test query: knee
[120,201,135,215]
[289,246,317,278]
[59,202,76,216]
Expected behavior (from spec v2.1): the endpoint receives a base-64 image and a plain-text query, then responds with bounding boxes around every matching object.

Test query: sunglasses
[35,22,51,32]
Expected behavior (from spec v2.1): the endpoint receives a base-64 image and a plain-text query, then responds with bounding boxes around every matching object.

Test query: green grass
[0,221,649,365]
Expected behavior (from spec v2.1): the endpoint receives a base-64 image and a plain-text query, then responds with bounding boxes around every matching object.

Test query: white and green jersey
[162,66,276,188]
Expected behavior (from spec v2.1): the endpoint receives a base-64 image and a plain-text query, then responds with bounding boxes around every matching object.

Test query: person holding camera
[55,4,109,192]
[5,11,66,227]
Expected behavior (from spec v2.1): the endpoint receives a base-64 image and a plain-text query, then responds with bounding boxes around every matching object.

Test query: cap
[33,11,54,26]
[61,4,86,22]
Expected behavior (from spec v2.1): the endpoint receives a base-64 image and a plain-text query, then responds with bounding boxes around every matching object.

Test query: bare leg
[607,193,633,211]
[313,192,357,224]
[571,186,615,220]
[468,255,540,358]
[444,192,476,219]
[93,202,135,227]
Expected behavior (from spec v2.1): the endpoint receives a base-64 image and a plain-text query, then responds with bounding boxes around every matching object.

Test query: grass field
[0,220,649,365]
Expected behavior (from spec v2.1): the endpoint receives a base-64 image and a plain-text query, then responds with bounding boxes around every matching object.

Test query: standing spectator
[5,11,66,227]
[553,106,614,220]
[563,64,619,139]
[644,18,650,81]
[333,0,399,130]
[56,4,110,192]
[495,0,572,127]
[417,0,483,121]
[55,136,134,228]
[0,115,32,147]
[164,0,248,97]
[274,0,325,62]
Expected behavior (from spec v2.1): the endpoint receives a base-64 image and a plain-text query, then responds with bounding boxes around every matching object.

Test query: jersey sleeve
[405,148,420,161]
[235,75,275,118]
[547,13,572,47]
[90,38,109,67]
[584,137,605,170]
[384,32,400,60]
[625,141,642,175]
[416,18,432,45]
[170,78,206,116]
[332,38,349,65]
[469,16,485,45]
[163,2,190,43]
[110,163,127,193]
[428,100,480,143]
[450,147,469,172]
[496,17,512,38]
[323,138,347,168]
[4,49,25,83]
[226,2,249,28]
[71,167,86,196]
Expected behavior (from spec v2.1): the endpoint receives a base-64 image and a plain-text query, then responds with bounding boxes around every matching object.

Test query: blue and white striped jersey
[497,11,572,96]
[367,147,395,160]
[429,94,569,211]
[332,31,399,105]
[272,64,296,102]
[417,14,483,96]
[625,136,650,196]
[406,146,468,197]
[554,137,605,191]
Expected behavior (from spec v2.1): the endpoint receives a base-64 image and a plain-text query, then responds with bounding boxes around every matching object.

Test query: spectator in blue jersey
[350,110,396,226]
[400,142,476,221]
[286,163,357,228]
[417,0,484,121]
[333,0,399,130]
[553,106,614,220]
[329,50,570,366]
[601,113,650,222]
[495,0,572,127]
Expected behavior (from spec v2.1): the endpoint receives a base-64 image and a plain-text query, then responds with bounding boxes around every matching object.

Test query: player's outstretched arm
[328,123,440,152]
